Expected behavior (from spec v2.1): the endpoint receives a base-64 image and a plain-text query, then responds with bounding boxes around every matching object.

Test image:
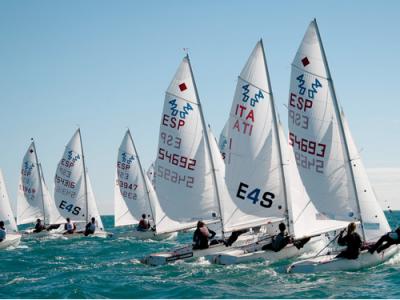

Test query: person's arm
[208,229,216,239]
[337,231,346,246]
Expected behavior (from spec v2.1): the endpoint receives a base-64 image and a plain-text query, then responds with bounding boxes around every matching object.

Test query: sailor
[192,221,216,250]
[0,221,6,242]
[224,229,247,247]
[84,217,96,236]
[262,222,291,252]
[336,222,362,259]
[137,214,151,231]
[33,218,45,233]
[368,226,400,254]
[64,218,76,234]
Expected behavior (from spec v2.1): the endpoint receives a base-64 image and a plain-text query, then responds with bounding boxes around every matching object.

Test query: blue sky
[1,1,399,214]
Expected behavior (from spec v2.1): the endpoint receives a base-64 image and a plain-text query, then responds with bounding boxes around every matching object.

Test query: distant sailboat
[0,169,21,249]
[208,40,347,265]
[17,140,65,235]
[287,19,398,273]
[114,129,175,240]
[54,129,111,238]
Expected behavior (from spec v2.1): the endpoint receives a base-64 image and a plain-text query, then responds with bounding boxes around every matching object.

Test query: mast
[313,19,366,241]
[126,129,155,223]
[259,40,292,235]
[186,54,225,238]
[31,139,47,225]
[78,128,89,224]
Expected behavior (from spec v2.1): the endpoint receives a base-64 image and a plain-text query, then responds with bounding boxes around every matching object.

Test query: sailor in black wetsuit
[336,222,362,259]
[262,223,291,252]
[192,221,216,250]
[368,226,400,254]
[33,219,45,233]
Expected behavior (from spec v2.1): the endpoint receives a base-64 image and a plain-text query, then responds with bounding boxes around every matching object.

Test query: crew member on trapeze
[368,226,400,254]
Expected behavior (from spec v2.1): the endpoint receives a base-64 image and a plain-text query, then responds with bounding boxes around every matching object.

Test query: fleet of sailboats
[206,40,347,265]
[0,19,397,276]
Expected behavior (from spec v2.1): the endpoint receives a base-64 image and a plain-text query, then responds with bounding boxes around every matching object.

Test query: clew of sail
[288,19,390,242]
[0,169,18,232]
[153,56,221,234]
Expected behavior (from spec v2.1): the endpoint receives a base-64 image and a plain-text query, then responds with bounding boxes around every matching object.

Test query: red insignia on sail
[301,57,310,67]
[179,83,187,92]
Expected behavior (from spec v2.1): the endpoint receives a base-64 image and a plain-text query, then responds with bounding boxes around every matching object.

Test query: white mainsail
[114,129,154,227]
[54,129,104,229]
[153,56,223,234]
[222,41,288,232]
[0,169,18,232]
[288,19,390,242]
[17,141,64,225]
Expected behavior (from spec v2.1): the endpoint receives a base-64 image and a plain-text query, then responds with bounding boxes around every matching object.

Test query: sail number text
[158,148,196,170]
[236,182,274,208]
[59,200,81,215]
[289,132,326,158]
[157,165,194,188]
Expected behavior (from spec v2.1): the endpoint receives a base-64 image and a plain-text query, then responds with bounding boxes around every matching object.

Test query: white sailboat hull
[142,232,265,266]
[207,236,323,265]
[57,230,113,239]
[287,245,400,273]
[142,243,227,266]
[117,229,177,241]
[0,233,21,249]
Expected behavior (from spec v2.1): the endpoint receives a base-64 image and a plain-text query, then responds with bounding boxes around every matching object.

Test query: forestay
[114,130,153,227]
[154,56,221,234]
[0,169,18,232]
[17,142,64,225]
[287,20,389,241]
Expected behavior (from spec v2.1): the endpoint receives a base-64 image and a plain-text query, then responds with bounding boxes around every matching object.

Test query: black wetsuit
[369,228,400,253]
[33,223,45,233]
[262,232,291,252]
[193,228,216,250]
[336,232,362,259]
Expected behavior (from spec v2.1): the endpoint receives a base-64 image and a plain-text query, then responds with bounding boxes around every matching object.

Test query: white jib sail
[278,122,348,239]
[288,19,389,241]
[39,163,65,225]
[114,130,153,227]
[154,56,221,234]
[54,129,88,223]
[222,40,287,232]
[86,174,104,230]
[147,162,156,188]
[0,169,18,232]
[17,141,52,225]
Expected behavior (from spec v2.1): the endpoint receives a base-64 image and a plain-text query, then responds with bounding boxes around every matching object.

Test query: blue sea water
[2,212,400,299]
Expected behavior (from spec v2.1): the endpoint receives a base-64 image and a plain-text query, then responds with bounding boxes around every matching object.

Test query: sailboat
[143,55,260,266]
[54,129,111,238]
[287,19,399,273]
[207,40,347,265]
[0,169,21,249]
[17,140,65,236]
[114,129,176,240]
